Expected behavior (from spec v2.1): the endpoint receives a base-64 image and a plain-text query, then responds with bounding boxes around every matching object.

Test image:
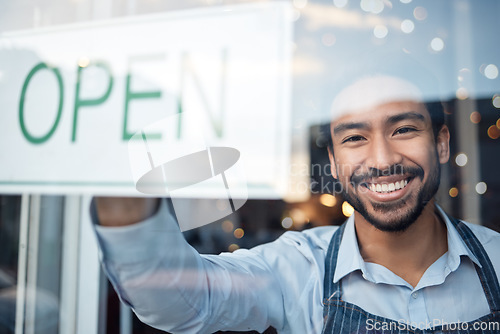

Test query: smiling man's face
[329,99,450,232]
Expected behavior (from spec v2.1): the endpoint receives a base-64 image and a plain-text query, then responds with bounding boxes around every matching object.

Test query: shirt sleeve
[91,198,285,333]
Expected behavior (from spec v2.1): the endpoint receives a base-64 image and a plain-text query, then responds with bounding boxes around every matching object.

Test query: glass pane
[0,196,66,334]
[1,0,499,333]
[32,196,64,334]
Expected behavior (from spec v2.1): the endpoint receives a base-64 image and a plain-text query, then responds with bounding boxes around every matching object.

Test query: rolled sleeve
[92,199,178,265]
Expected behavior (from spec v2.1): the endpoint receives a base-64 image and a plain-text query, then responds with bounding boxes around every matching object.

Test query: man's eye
[342,135,365,143]
[394,127,418,135]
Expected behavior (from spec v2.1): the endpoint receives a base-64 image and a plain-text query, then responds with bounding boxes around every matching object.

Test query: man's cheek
[357,184,371,195]
[336,163,359,180]
[341,180,366,195]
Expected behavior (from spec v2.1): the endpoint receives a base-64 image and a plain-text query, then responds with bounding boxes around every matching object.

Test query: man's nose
[366,135,403,170]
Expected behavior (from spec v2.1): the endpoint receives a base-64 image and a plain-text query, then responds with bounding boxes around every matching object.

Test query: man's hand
[94,197,160,227]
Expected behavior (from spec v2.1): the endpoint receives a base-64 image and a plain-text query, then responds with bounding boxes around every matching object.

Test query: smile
[368,179,409,194]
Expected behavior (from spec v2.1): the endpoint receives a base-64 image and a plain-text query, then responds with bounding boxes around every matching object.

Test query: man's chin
[342,157,441,233]
[349,196,424,233]
[359,208,419,232]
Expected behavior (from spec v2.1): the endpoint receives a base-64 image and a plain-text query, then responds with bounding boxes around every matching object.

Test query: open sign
[0,3,293,198]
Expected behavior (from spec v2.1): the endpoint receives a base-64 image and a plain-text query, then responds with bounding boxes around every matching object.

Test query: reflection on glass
[430,37,445,52]
[281,217,293,229]
[456,87,469,100]
[413,6,428,20]
[487,125,500,139]
[475,182,487,195]
[493,95,500,108]
[373,25,388,39]
[470,111,481,124]
[455,153,468,167]
[401,19,415,34]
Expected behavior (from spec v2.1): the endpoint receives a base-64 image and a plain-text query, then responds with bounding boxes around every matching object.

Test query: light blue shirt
[94,200,500,333]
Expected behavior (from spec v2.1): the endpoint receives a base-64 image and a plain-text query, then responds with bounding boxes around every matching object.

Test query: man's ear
[436,125,450,164]
[327,147,338,179]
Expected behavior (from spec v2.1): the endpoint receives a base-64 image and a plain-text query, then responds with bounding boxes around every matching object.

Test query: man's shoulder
[461,220,500,247]
[276,225,340,252]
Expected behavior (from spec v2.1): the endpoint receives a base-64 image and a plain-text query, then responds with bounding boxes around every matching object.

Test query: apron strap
[322,223,346,314]
[448,215,500,312]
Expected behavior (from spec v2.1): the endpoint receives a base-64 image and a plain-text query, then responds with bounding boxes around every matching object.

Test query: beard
[340,156,441,233]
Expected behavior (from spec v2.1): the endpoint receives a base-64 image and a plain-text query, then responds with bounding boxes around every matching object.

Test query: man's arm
[94,197,159,227]
[92,197,285,333]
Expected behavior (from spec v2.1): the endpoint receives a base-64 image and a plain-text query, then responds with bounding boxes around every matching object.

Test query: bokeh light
[493,95,500,108]
[496,118,500,129]
[455,153,468,167]
[401,19,415,33]
[475,182,487,195]
[289,208,309,226]
[361,0,384,14]
[333,0,348,8]
[228,244,240,252]
[233,228,244,239]
[222,220,234,233]
[322,33,336,46]
[319,194,337,207]
[78,57,90,68]
[487,125,500,139]
[342,201,354,217]
[470,111,481,124]
[456,87,468,100]
[484,64,499,79]
[400,0,412,3]
[374,25,388,39]
[449,187,459,198]
[413,6,428,20]
[430,37,444,52]
[458,68,471,82]
[281,217,293,229]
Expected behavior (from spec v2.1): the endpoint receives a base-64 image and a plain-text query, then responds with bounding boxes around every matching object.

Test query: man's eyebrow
[332,122,370,136]
[386,112,425,124]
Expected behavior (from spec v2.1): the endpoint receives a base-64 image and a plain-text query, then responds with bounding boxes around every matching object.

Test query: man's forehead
[330,75,424,122]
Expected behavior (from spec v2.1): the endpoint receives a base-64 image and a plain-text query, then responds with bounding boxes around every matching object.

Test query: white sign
[0,3,292,198]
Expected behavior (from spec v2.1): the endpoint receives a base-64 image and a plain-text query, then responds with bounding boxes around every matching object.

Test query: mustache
[350,164,424,186]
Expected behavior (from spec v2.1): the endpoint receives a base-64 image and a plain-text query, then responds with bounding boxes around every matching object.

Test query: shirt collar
[333,214,365,283]
[333,205,481,284]
[435,205,481,271]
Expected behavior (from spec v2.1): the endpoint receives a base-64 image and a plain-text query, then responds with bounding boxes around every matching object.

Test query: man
[93,74,500,333]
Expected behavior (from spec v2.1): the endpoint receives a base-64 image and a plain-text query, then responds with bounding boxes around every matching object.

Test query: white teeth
[369,179,409,193]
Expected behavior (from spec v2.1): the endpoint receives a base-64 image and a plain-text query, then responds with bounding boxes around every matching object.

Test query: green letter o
[19,62,64,144]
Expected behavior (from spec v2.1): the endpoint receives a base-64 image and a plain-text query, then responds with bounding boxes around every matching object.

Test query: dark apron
[322,216,500,333]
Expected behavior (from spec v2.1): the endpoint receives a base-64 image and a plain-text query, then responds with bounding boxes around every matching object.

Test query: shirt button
[412,292,419,299]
